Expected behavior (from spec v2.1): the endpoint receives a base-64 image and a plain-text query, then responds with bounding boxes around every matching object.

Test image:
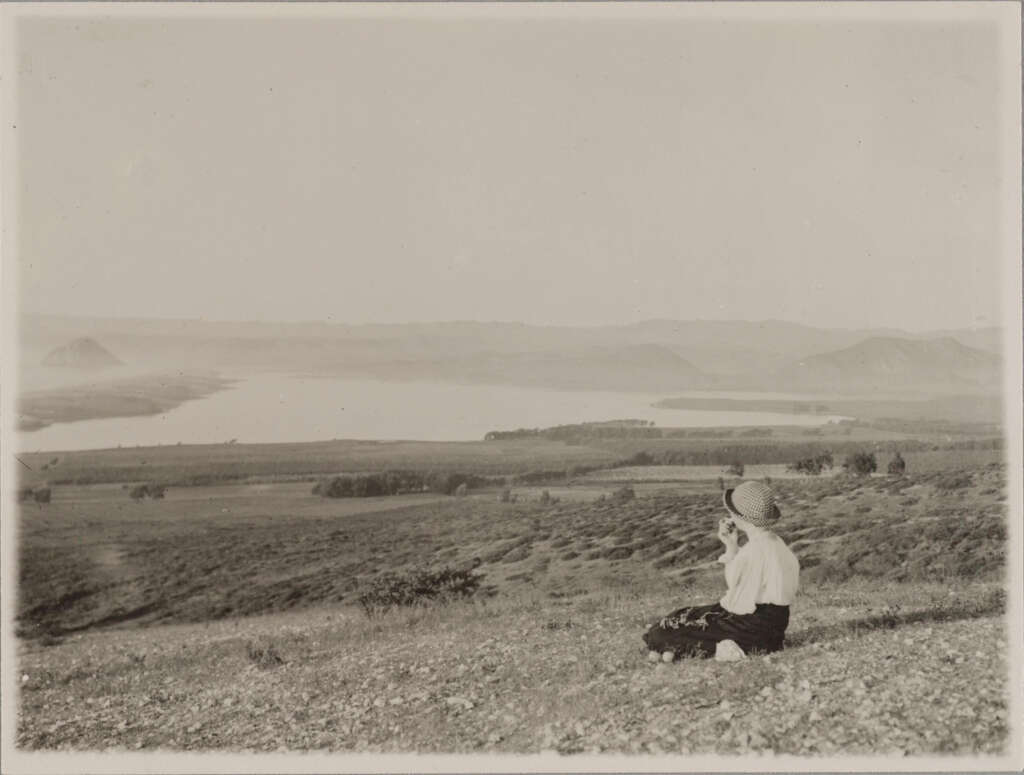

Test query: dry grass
[16,463,1007,637]
[13,459,1011,755]
[15,579,1008,754]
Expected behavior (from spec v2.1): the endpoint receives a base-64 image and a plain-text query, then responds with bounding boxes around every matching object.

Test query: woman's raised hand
[717,517,739,550]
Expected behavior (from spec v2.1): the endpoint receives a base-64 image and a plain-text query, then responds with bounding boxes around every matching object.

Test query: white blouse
[718,529,800,615]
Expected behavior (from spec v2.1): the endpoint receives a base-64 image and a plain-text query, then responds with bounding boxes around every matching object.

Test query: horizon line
[18,311,1002,336]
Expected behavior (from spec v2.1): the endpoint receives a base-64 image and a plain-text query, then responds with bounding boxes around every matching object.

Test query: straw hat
[723,480,781,528]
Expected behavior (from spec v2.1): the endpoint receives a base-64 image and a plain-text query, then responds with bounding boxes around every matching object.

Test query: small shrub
[498,488,512,503]
[454,483,468,498]
[127,483,165,500]
[33,487,51,504]
[356,565,483,618]
[539,490,553,505]
[887,452,907,477]
[842,452,877,476]
[545,618,573,631]
[788,453,834,476]
[246,640,285,669]
[17,487,34,503]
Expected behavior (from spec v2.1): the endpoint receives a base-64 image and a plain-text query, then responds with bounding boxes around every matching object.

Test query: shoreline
[16,371,236,432]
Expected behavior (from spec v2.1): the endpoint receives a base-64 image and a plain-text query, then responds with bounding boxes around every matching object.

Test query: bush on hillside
[887,452,907,477]
[842,452,877,476]
[356,565,484,618]
[32,487,51,504]
[129,483,165,501]
[17,487,35,504]
[788,453,834,476]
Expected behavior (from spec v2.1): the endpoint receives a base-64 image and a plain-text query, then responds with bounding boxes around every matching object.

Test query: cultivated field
[14,438,622,488]
[14,449,1010,755]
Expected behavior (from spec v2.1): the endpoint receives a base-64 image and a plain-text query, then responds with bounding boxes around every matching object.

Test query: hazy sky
[11,5,1017,331]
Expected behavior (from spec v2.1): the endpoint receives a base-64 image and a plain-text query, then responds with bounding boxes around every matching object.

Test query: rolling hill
[784,336,1001,392]
[40,337,122,369]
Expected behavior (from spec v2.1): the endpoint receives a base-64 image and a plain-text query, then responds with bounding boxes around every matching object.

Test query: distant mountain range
[21,315,1003,397]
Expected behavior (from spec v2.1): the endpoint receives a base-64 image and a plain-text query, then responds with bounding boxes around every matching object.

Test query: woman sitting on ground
[643,480,800,661]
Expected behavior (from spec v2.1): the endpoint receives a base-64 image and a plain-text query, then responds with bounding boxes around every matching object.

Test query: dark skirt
[642,602,790,659]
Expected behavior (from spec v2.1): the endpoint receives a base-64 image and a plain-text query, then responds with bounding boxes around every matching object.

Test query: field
[15,439,622,488]
[13,444,1011,755]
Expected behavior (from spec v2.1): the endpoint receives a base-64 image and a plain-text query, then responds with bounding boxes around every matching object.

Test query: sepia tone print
[1,2,1021,771]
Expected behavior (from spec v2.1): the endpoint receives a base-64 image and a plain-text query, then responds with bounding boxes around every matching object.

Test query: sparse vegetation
[356,564,485,618]
[129,483,165,501]
[788,452,834,476]
[245,639,286,669]
[888,452,907,477]
[313,470,504,498]
[843,452,877,476]
[934,473,973,492]
[13,456,1010,755]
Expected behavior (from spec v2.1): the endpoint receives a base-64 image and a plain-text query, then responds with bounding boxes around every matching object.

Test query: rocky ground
[16,579,1009,757]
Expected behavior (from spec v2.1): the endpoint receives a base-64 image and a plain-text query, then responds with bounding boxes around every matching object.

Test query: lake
[17,375,848,452]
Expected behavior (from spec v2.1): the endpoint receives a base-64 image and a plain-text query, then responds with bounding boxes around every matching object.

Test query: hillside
[784,336,1001,392]
[17,463,1006,639]
[40,337,122,368]
[14,462,1010,755]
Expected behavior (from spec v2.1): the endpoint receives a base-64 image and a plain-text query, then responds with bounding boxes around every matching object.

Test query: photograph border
[1,2,1021,773]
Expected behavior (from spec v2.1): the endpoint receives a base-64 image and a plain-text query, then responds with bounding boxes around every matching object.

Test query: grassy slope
[17,464,1006,637]
[14,460,1011,755]
[16,580,1008,754]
